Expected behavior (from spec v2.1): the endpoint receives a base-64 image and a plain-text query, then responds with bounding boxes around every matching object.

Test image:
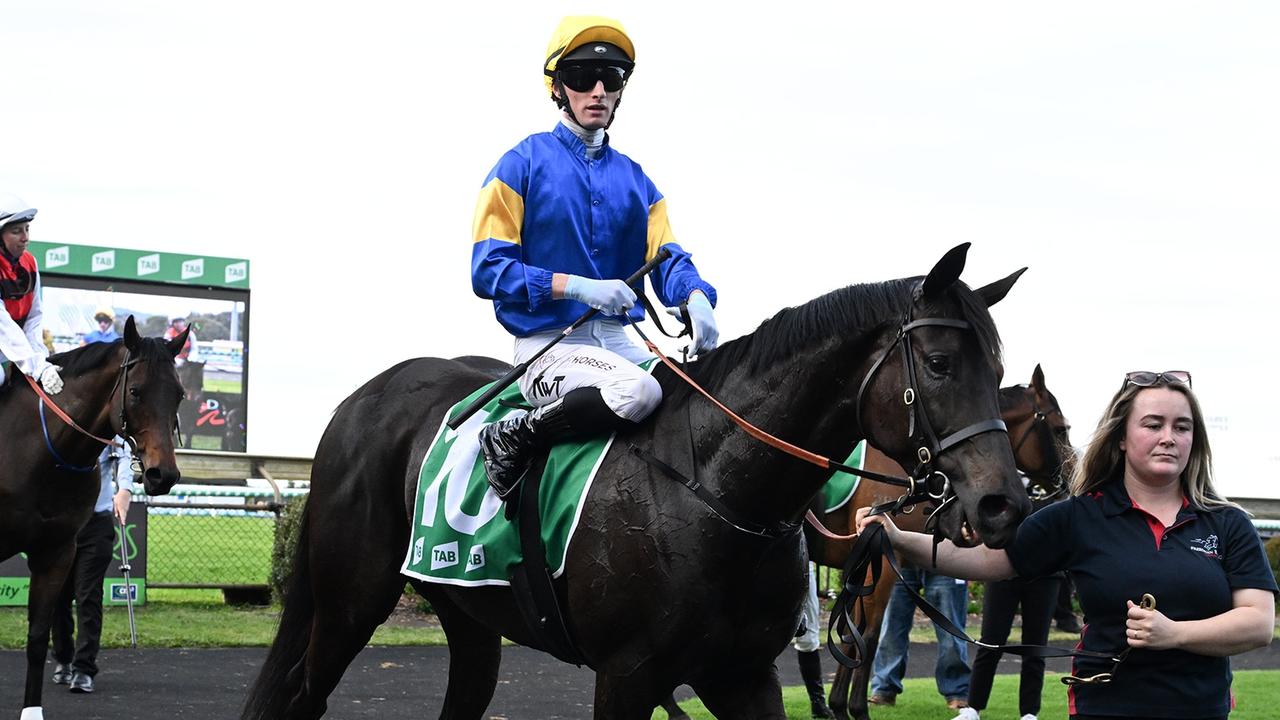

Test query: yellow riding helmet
[93,307,115,323]
[543,16,636,97]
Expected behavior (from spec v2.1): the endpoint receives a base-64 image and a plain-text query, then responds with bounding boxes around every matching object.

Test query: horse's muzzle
[143,465,182,496]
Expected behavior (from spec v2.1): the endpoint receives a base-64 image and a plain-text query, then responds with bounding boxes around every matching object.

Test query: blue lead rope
[38,396,97,473]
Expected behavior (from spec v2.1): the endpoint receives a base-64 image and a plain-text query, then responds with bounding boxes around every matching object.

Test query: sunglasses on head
[1125,370,1192,389]
[558,64,627,93]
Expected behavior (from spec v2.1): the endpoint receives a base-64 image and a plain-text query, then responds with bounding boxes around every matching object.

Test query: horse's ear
[973,267,1027,308]
[1031,363,1046,392]
[165,326,191,359]
[921,243,971,298]
[124,315,141,353]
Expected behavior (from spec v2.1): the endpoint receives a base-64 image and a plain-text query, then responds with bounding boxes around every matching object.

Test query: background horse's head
[858,244,1030,547]
[115,316,188,495]
[1002,364,1074,497]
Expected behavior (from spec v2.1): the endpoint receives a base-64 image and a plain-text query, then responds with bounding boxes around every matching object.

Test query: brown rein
[23,371,123,449]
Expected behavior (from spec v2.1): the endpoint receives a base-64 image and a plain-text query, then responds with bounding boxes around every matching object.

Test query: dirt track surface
[2,642,1278,719]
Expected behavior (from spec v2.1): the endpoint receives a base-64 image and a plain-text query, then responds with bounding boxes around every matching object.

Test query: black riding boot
[797,650,836,719]
[478,398,575,499]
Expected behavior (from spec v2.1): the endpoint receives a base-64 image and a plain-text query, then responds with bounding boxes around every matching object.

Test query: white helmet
[0,193,37,230]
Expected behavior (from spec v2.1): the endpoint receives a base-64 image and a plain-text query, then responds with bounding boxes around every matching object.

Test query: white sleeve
[0,299,38,375]
[21,274,49,373]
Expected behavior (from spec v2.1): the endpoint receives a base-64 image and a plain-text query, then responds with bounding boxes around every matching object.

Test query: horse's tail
[241,504,314,720]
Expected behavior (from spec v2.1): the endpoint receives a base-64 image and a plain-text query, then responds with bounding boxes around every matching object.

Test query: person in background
[81,308,120,345]
[868,566,972,711]
[0,192,62,394]
[857,370,1276,720]
[794,559,836,718]
[470,15,717,500]
[164,316,197,365]
[51,437,134,694]
[955,480,1066,720]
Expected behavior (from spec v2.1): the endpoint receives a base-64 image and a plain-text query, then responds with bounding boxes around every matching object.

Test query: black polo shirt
[1006,478,1278,718]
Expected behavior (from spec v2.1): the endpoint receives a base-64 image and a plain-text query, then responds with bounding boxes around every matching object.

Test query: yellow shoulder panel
[472,179,525,245]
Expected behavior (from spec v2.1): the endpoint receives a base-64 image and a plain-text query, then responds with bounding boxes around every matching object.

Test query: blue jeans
[869,565,970,700]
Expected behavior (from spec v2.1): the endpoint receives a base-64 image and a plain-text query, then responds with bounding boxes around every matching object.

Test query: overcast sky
[6,2,1278,498]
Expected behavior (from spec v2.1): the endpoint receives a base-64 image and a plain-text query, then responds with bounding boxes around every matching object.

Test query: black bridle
[32,345,172,476]
[1008,388,1069,501]
[627,284,1009,540]
[849,296,1008,524]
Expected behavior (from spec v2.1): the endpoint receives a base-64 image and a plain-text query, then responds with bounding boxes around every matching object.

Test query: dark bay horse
[810,365,1073,720]
[0,317,187,720]
[243,244,1032,720]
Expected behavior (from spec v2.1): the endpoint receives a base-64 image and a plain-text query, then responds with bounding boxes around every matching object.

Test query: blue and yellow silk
[472,123,716,337]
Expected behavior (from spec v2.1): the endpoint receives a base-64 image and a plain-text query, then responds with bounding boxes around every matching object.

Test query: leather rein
[625,286,1009,538]
[23,349,146,471]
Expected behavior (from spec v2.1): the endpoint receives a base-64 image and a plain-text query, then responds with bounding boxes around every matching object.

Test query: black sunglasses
[558,64,627,93]
[1125,370,1192,389]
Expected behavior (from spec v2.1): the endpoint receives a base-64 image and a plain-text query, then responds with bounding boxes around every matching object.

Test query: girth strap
[507,454,587,666]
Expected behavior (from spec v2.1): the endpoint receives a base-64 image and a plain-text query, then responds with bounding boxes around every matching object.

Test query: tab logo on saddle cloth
[400,365,654,587]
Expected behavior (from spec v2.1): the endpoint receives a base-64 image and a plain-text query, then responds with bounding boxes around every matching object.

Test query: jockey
[81,307,121,345]
[0,193,63,394]
[471,15,719,498]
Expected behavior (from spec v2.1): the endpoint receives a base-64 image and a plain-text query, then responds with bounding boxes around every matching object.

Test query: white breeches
[513,320,662,422]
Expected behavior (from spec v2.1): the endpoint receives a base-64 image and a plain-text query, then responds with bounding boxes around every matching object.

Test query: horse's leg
[592,669,673,720]
[658,694,690,720]
[22,542,76,719]
[828,556,893,720]
[279,528,406,720]
[691,664,786,719]
[426,589,502,720]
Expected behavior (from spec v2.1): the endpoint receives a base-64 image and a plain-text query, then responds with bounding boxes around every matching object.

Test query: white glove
[665,292,718,358]
[38,363,64,395]
[563,275,637,316]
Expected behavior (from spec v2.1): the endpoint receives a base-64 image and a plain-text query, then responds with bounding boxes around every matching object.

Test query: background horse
[0,317,187,720]
[811,365,1073,720]
[243,244,1032,720]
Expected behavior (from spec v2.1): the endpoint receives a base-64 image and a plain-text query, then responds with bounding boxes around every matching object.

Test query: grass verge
[650,670,1280,719]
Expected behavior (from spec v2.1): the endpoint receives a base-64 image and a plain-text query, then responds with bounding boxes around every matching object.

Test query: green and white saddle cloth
[401,361,655,587]
[400,371,865,587]
[821,441,867,513]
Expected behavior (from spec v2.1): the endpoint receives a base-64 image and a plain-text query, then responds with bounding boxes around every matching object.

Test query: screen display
[40,277,249,451]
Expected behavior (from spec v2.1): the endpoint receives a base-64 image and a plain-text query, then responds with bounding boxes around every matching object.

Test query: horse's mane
[670,277,1003,401]
[50,337,174,377]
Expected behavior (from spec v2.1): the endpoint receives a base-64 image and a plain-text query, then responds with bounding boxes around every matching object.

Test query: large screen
[41,276,249,451]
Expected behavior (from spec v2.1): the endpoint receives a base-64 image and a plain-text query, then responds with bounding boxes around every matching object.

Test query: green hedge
[269,494,308,604]
[1265,535,1280,589]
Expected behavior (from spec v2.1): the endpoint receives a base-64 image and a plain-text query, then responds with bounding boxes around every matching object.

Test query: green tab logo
[92,250,115,272]
[137,254,160,276]
[181,258,204,280]
[45,246,70,269]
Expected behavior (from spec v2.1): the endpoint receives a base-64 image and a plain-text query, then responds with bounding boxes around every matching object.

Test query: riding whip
[110,455,139,648]
[448,247,671,430]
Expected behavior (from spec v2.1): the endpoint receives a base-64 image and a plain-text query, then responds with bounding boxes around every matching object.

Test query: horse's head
[114,316,188,496]
[1003,364,1074,496]
[857,243,1030,548]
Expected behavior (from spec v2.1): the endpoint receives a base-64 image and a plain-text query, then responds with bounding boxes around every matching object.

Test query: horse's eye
[925,355,951,375]
[129,386,141,399]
